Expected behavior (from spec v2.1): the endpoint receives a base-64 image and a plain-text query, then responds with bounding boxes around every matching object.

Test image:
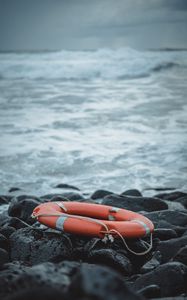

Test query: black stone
[0,212,11,227]
[91,189,114,200]
[69,263,143,300]
[10,228,72,265]
[54,183,80,191]
[0,233,9,251]
[0,248,9,266]
[173,245,187,265]
[144,210,187,227]
[176,196,187,208]
[8,198,40,224]
[140,251,162,273]
[134,262,187,297]
[156,235,187,263]
[153,228,178,240]
[87,248,133,275]
[8,187,22,193]
[121,189,142,197]
[154,191,187,201]
[102,194,168,212]
[0,195,12,205]
[138,284,161,298]
[4,287,67,300]
[0,226,16,238]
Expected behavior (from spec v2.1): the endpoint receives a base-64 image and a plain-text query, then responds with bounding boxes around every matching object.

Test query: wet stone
[133,262,187,297]
[121,189,142,197]
[156,235,187,263]
[0,226,16,238]
[0,248,9,266]
[154,191,187,201]
[102,194,168,212]
[8,187,22,193]
[0,195,12,205]
[140,251,162,274]
[87,248,133,275]
[10,228,73,265]
[153,228,178,240]
[8,198,40,224]
[0,233,9,251]
[138,284,161,299]
[91,189,114,200]
[54,183,80,191]
[173,245,187,265]
[69,262,142,300]
[144,210,187,227]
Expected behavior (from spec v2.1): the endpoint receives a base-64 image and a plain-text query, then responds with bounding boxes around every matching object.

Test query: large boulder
[10,228,72,265]
[8,196,41,224]
[133,262,187,297]
[54,183,80,191]
[173,245,187,265]
[102,194,168,212]
[91,189,114,200]
[87,248,133,275]
[157,236,187,263]
[69,263,143,300]
[144,210,187,227]
[121,189,142,197]
[0,248,9,266]
[153,228,177,240]
[154,191,187,201]
[0,261,143,300]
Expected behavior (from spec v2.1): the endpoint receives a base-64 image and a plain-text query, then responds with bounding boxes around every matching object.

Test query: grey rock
[0,226,16,238]
[153,228,177,240]
[154,191,187,201]
[140,251,162,273]
[87,248,133,275]
[0,248,9,266]
[54,183,80,191]
[70,263,143,300]
[91,189,113,200]
[173,245,187,265]
[144,210,187,227]
[8,198,40,224]
[10,228,72,265]
[134,262,187,297]
[156,235,187,263]
[138,284,161,298]
[121,189,142,197]
[8,187,22,193]
[102,194,167,212]
[0,233,9,251]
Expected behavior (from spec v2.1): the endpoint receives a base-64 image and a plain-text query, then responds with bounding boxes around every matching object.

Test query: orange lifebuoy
[32,201,154,238]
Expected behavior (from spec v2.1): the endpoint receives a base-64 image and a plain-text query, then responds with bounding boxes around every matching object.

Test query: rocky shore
[0,187,187,300]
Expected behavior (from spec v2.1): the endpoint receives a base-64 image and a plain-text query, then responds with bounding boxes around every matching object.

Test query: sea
[0,47,187,196]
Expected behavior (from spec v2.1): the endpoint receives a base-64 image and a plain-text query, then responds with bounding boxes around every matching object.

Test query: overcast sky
[0,0,187,51]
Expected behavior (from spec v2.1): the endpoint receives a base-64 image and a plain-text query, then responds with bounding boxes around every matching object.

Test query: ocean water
[0,48,187,195]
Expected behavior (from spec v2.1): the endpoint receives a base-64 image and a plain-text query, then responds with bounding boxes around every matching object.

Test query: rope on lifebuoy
[31,211,153,256]
[101,229,153,256]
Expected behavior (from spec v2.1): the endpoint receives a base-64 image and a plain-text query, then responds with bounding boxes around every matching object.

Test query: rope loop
[100,229,153,256]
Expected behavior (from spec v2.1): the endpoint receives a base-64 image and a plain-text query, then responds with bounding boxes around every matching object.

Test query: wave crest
[0,48,183,81]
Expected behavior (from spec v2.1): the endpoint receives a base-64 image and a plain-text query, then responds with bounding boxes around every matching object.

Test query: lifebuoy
[32,201,154,238]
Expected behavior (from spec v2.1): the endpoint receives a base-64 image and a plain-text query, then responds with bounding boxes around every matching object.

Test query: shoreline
[0,187,187,299]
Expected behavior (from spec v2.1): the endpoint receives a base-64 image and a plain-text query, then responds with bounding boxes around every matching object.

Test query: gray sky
[0,0,187,51]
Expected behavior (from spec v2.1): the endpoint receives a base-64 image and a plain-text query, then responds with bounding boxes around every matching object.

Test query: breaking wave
[0,47,184,81]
